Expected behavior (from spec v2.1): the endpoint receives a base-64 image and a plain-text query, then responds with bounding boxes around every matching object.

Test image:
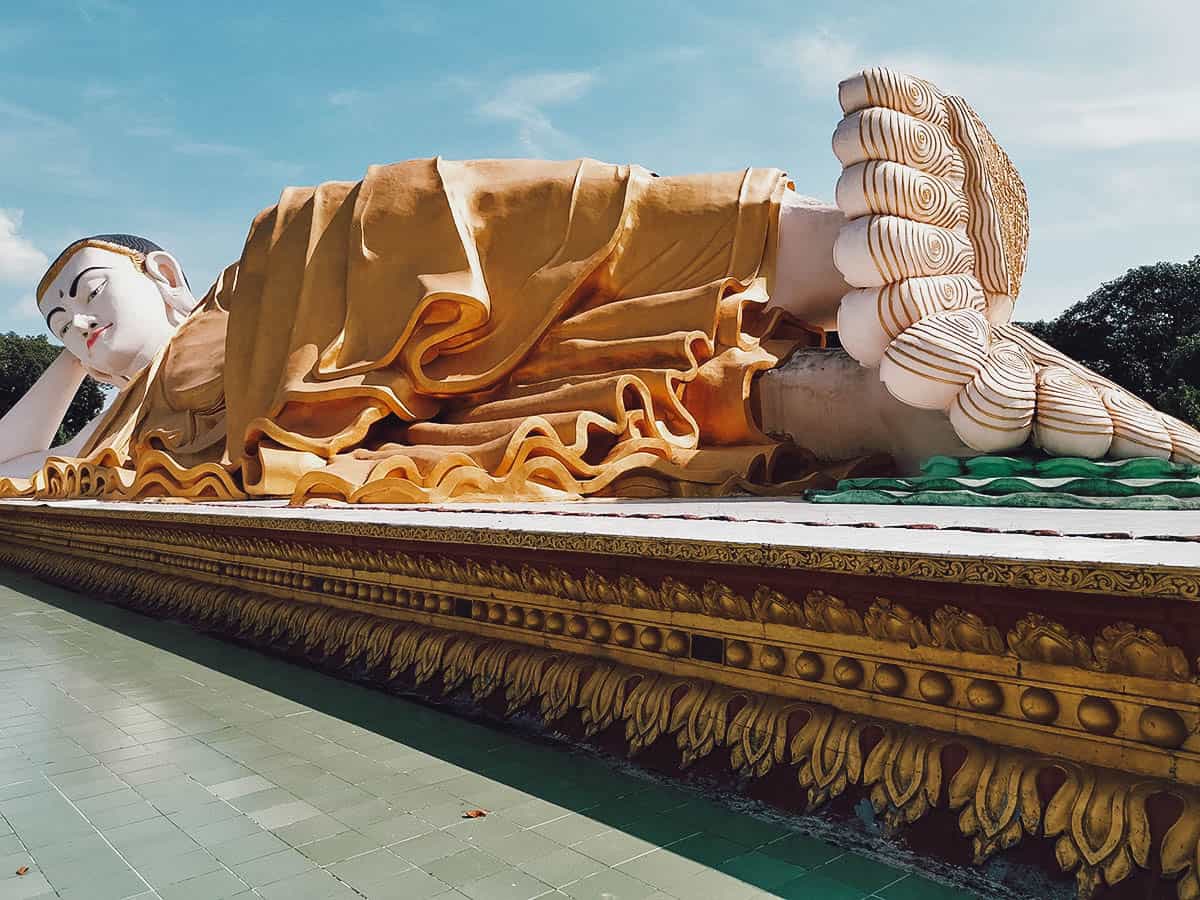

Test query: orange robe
[4,158,835,503]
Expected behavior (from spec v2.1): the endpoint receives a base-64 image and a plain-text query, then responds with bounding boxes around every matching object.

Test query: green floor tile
[760,832,844,868]
[352,866,454,900]
[560,867,660,900]
[665,831,750,867]
[812,852,908,894]
[328,846,413,890]
[718,849,808,889]
[157,868,250,900]
[256,867,363,900]
[878,872,981,900]
[523,846,604,888]
[422,847,507,886]
[230,846,316,887]
[459,866,552,900]
[296,828,380,864]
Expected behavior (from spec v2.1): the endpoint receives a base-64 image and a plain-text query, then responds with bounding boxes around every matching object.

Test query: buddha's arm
[0,350,87,465]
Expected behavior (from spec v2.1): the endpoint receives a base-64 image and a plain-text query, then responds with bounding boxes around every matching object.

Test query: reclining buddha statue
[2,68,1197,503]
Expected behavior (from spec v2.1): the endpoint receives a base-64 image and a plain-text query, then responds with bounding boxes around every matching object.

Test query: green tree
[0,333,108,444]
[1022,255,1200,428]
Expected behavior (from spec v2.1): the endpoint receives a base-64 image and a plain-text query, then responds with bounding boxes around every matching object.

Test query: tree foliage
[0,332,108,444]
[1022,256,1200,428]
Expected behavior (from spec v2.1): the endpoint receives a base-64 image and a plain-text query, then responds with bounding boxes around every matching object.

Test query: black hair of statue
[47,233,191,289]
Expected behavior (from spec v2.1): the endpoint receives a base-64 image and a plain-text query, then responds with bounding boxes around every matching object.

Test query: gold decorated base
[1,500,1198,899]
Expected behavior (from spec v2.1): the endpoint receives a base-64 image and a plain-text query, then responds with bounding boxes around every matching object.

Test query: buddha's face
[37,246,185,384]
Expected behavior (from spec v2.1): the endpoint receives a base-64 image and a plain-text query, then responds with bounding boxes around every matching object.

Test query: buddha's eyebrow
[44,306,65,331]
[69,266,110,298]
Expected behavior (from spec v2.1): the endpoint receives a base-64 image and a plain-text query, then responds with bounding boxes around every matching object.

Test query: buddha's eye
[88,280,106,302]
[58,322,69,338]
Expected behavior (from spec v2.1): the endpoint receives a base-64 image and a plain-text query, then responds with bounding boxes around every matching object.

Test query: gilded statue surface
[3,68,1198,503]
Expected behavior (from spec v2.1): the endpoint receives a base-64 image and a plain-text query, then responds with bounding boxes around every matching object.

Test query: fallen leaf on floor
[462,809,488,818]
[16,866,28,876]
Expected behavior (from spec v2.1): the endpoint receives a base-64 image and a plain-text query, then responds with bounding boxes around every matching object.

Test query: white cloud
[767,30,861,95]
[477,71,596,156]
[764,17,1200,153]
[0,210,48,287]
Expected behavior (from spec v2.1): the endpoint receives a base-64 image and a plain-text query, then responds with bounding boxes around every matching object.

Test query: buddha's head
[36,234,197,386]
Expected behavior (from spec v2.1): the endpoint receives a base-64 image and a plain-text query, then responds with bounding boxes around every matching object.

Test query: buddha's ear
[144,250,184,289]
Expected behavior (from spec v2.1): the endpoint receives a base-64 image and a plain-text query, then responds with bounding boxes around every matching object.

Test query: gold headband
[36,240,146,301]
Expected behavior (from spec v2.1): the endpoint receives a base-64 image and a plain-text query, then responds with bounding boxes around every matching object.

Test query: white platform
[3,497,1198,574]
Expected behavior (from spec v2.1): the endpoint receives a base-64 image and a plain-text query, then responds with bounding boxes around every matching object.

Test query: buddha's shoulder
[159,306,227,408]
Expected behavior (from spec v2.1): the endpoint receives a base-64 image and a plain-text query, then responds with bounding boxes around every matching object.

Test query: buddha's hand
[831,67,1200,463]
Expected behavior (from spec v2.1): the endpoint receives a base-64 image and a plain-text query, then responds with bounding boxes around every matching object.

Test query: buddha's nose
[73,313,97,332]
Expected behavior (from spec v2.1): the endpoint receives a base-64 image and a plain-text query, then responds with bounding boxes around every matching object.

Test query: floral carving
[1044,766,1154,899]
[930,605,1005,655]
[949,743,1043,863]
[726,695,806,778]
[791,706,866,810]
[864,725,947,827]
[1007,614,1094,668]
[864,598,933,647]
[803,591,865,636]
[1093,623,1190,682]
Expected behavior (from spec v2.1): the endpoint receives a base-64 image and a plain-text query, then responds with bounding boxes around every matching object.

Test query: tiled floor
[0,569,980,900]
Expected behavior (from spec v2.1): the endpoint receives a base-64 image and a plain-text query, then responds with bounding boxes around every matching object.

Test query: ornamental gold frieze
[4,537,1200,900]
[2,500,1200,602]
[2,513,1197,685]
[2,518,1198,789]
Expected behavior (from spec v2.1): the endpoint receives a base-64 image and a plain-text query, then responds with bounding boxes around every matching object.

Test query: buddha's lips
[87,324,112,350]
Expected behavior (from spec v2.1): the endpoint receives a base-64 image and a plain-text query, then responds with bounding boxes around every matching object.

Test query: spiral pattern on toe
[949,340,1036,451]
[1099,387,1173,459]
[833,108,966,182]
[829,67,1200,463]
[1033,367,1114,459]
[880,308,989,410]
[1163,415,1200,464]
[837,161,968,229]
[839,68,948,129]
[834,216,975,287]
[837,275,985,367]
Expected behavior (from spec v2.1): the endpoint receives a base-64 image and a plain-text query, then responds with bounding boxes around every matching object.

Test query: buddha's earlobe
[144,250,197,323]
[144,251,183,289]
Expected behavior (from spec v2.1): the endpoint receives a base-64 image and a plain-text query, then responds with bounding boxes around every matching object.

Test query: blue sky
[2,0,1197,338]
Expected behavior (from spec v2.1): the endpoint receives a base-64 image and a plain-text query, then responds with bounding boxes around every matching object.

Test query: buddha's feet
[831,68,1200,463]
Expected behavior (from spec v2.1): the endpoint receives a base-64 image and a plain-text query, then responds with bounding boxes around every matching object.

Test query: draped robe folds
[1,158,865,504]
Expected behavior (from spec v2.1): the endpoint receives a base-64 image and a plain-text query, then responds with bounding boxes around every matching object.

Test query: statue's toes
[1163,415,1200,465]
[838,68,949,128]
[1098,387,1173,460]
[1032,366,1115,459]
[949,340,1036,452]
[837,275,984,367]
[831,68,988,373]
[834,215,975,289]
[878,308,990,411]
